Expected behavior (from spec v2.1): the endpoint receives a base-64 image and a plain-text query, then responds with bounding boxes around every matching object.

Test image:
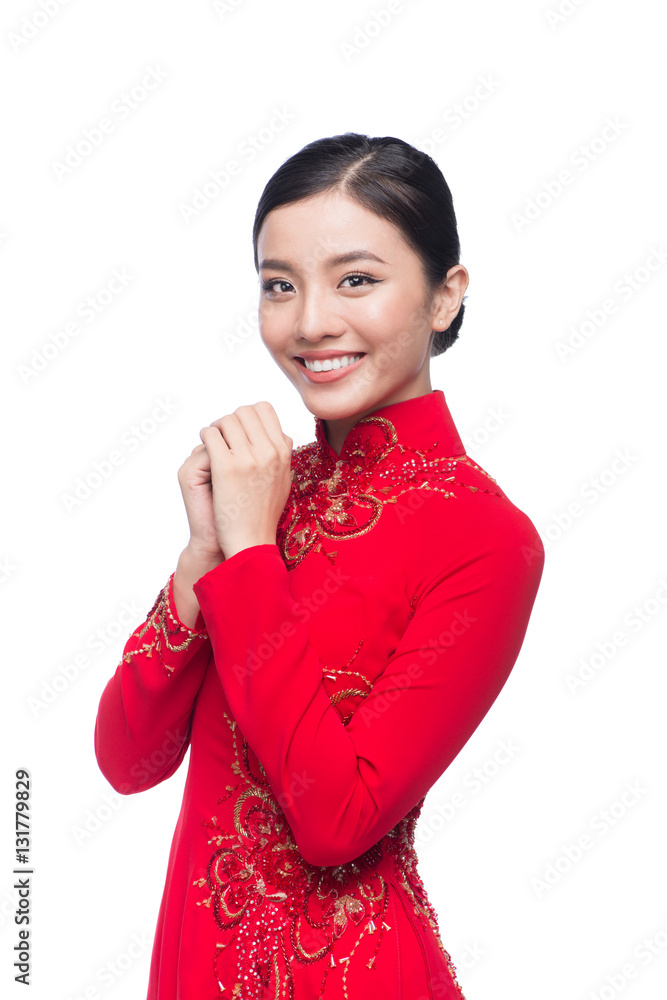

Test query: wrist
[183,542,225,570]
[222,538,277,560]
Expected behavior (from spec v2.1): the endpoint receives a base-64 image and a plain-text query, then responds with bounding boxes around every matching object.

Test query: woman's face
[256,188,467,427]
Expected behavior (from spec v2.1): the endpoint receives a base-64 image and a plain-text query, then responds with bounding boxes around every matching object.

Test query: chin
[302,388,384,422]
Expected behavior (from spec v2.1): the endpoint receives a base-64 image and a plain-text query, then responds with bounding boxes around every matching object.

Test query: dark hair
[252,132,465,357]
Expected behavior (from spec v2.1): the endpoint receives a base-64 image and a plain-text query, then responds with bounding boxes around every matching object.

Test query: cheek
[383,305,430,366]
[258,310,289,354]
[342,298,393,339]
[368,300,424,348]
[362,291,425,334]
[396,295,430,331]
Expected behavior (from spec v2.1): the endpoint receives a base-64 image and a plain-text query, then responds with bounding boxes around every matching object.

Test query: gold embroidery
[193,623,466,996]
[387,811,467,997]
[196,708,456,998]
[321,638,373,727]
[121,573,209,677]
[452,453,498,482]
[195,733,466,997]
[193,666,467,998]
[278,413,501,570]
[188,408,476,996]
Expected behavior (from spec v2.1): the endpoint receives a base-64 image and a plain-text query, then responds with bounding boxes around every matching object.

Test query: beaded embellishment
[278,413,501,570]
[121,573,209,677]
[190,410,480,996]
[388,810,467,999]
[194,712,466,999]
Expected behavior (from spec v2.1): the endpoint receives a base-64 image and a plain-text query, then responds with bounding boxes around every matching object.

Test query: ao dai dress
[94,388,545,999]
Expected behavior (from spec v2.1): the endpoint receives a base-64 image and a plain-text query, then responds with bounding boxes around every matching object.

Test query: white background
[2,1,666,998]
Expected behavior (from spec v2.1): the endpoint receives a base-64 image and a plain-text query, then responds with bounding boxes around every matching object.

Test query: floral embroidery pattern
[278,413,501,570]
[194,711,386,998]
[321,637,372,727]
[387,811,466,999]
[191,409,478,997]
[121,572,209,677]
[194,709,464,999]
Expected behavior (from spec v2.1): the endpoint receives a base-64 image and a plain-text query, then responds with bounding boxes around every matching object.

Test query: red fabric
[94,389,545,999]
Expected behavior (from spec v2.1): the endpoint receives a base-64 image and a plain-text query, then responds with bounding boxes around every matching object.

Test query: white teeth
[303,354,364,372]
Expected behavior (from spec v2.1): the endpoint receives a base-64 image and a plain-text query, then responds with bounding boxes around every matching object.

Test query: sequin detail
[121,572,209,677]
[321,637,372,727]
[194,710,463,999]
[388,811,467,999]
[278,413,501,570]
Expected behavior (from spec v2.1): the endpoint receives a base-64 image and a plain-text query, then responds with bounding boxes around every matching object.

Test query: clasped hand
[178,401,293,562]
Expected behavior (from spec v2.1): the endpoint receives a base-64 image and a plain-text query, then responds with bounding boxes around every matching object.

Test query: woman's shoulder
[397,449,544,574]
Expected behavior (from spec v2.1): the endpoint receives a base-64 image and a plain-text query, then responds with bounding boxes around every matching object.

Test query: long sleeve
[192,496,545,868]
[94,572,212,794]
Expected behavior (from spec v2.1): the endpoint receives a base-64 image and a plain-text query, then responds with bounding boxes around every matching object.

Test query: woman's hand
[198,401,293,560]
[177,439,226,561]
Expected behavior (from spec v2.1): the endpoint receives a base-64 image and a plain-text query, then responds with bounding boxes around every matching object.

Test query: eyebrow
[259,250,389,272]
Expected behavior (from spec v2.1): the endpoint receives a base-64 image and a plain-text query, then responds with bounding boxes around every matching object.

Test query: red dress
[94,388,545,1000]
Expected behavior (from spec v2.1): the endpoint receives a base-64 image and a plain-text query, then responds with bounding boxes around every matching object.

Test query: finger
[209,406,273,452]
[201,415,240,454]
[190,442,211,473]
[245,401,292,454]
[199,426,233,476]
[209,404,287,457]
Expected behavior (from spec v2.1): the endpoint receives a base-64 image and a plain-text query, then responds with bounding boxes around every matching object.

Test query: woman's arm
[192,499,545,867]
[172,543,224,629]
[93,546,219,794]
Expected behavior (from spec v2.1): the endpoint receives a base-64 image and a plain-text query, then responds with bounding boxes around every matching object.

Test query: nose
[293,285,346,343]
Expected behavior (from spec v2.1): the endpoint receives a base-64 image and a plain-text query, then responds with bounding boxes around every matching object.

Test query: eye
[261,278,294,295]
[260,272,382,296]
[339,272,381,289]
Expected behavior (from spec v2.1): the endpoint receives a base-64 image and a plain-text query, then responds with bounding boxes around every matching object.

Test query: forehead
[257,189,411,264]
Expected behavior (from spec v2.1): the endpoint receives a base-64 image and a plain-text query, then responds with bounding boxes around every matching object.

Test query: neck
[322,373,433,457]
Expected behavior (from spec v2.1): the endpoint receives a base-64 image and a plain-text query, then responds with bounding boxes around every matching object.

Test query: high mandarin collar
[313,389,465,464]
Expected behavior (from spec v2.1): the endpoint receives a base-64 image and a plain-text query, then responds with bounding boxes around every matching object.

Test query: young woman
[94,133,545,1000]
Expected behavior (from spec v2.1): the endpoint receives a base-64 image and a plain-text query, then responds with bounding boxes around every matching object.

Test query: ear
[430,265,469,330]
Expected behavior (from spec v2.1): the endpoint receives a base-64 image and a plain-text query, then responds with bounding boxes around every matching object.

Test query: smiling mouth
[295,353,366,372]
